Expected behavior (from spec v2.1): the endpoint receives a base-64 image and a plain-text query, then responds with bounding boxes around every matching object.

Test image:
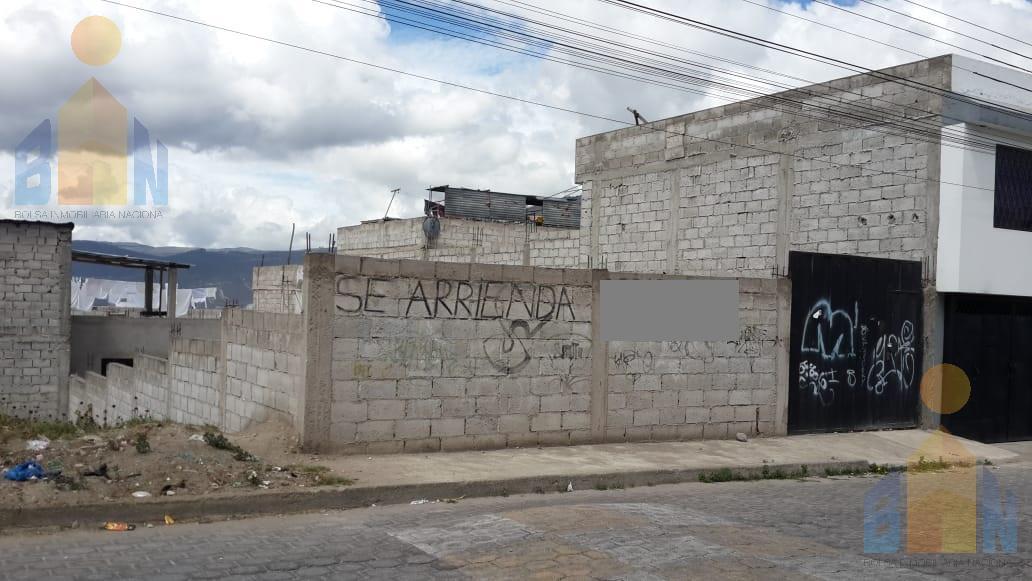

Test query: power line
[894,0,1032,52]
[734,0,926,61]
[330,0,1009,156]
[811,0,1032,75]
[729,0,1032,99]
[95,0,996,193]
[854,0,1032,63]
[599,0,1032,121]
[482,0,1032,153]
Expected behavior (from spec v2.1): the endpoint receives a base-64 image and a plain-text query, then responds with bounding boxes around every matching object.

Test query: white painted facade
[936,56,1032,297]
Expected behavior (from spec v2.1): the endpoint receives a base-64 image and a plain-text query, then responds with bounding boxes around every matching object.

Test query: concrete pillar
[589,269,609,442]
[300,253,335,450]
[664,170,682,274]
[774,277,792,435]
[775,140,796,276]
[167,267,177,323]
[144,267,154,314]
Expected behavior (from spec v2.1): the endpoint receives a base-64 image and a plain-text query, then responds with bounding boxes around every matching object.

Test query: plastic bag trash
[188,434,205,442]
[131,491,152,498]
[735,432,749,443]
[3,461,46,482]
[410,499,431,505]
[25,436,50,451]
[567,482,574,492]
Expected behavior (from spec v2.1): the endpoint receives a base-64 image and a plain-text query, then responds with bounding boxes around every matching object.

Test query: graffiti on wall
[797,299,916,407]
[481,318,591,382]
[335,275,580,321]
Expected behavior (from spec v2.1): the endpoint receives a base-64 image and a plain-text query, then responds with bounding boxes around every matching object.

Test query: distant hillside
[72,240,300,306]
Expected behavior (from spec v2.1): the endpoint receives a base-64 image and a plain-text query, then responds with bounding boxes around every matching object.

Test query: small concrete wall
[70,316,220,376]
[0,220,72,420]
[337,217,581,268]
[223,309,304,432]
[252,265,303,314]
[299,254,786,454]
[68,309,303,431]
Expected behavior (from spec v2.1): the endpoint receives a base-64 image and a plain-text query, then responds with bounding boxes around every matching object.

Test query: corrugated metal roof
[428,186,581,229]
[543,198,581,229]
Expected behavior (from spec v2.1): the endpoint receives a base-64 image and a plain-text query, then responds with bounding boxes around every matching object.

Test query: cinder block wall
[252,265,303,314]
[300,254,786,454]
[0,220,72,420]
[604,279,780,441]
[337,217,582,268]
[67,309,303,432]
[575,57,947,278]
[223,309,304,432]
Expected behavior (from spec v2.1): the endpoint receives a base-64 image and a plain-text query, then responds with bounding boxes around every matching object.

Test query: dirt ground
[0,415,352,509]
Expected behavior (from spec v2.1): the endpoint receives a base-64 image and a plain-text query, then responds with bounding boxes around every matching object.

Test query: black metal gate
[942,294,1032,443]
[788,252,923,434]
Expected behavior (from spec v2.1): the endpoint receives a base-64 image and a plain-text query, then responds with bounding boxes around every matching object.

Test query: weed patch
[203,431,257,462]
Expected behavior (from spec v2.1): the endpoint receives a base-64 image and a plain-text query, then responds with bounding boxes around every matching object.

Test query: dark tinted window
[994,144,1032,232]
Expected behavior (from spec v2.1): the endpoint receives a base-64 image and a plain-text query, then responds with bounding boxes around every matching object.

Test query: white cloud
[2,0,1032,248]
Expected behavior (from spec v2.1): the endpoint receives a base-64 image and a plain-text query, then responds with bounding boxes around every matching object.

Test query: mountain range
[71,240,305,306]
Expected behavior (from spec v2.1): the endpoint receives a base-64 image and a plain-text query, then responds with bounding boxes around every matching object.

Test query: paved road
[2,458,1032,580]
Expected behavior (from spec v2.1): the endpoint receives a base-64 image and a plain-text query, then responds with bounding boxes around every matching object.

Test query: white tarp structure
[71,278,217,317]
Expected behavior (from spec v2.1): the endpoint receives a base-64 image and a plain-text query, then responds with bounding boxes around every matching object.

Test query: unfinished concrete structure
[338,186,582,268]
[252,264,303,314]
[575,55,1032,441]
[297,254,781,453]
[69,309,304,432]
[0,220,72,419]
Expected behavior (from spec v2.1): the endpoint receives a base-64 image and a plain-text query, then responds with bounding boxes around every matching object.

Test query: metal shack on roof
[428,185,580,229]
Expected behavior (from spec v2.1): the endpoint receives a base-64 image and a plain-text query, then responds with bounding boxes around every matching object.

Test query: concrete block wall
[575,57,947,279]
[604,279,780,442]
[133,354,169,419]
[0,220,72,419]
[318,255,593,454]
[169,337,221,426]
[252,265,303,314]
[68,374,105,425]
[223,309,304,432]
[338,217,581,268]
[300,254,788,454]
[66,309,302,432]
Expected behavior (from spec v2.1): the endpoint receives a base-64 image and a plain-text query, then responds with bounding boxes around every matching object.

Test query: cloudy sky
[1,0,1031,249]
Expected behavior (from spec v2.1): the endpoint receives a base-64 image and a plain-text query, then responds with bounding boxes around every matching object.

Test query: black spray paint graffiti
[611,347,656,386]
[335,275,578,322]
[728,325,779,357]
[481,320,591,380]
[798,299,916,406]
[482,320,547,374]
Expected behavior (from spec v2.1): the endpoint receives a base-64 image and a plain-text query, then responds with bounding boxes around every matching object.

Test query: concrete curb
[0,459,869,533]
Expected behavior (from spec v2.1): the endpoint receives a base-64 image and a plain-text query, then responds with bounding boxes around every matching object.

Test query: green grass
[0,414,83,443]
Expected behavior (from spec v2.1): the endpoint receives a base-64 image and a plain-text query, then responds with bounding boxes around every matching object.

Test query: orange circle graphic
[920,363,971,415]
[71,16,121,66]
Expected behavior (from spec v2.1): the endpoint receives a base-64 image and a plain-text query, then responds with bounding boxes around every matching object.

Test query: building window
[994,144,1032,232]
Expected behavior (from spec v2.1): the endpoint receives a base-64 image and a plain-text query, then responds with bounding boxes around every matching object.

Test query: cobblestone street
[2,454,1031,580]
